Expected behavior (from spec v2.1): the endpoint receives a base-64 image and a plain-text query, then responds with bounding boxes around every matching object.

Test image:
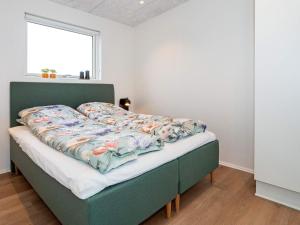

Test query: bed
[9,82,219,225]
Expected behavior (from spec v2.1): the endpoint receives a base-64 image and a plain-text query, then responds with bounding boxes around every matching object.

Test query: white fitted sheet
[9,126,216,199]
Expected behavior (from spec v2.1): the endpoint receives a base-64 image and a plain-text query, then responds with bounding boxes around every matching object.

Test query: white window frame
[25,13,101,79]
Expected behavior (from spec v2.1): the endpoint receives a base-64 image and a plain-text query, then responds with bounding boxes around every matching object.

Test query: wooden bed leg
[210,171,213,184]
[175,194,180,213]
[165,202,172,219]
[10,160,16,174]
[14,164,19,176]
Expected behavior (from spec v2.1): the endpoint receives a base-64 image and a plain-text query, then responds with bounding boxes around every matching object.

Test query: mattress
[9,126,216,199]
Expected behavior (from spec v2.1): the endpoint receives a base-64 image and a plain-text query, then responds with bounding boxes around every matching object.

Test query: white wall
[0,0,135,172]
[0,0,255,173]
[255,0,300,209]
[134,0,254,171]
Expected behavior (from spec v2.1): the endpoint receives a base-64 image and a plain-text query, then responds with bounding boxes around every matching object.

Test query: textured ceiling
[50,0,189,26]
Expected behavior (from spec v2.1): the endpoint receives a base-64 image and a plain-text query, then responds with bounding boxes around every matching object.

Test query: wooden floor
[0,166,299,225]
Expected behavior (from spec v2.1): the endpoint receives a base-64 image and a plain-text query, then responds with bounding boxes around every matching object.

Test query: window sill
[20,76,102,84]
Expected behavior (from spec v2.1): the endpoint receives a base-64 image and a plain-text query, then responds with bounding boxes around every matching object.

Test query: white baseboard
[256,181,300,211]
[0,168,11,174]
[219,161,254,174]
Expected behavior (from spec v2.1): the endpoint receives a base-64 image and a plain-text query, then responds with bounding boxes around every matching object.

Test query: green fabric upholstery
[87,161,178,225]
[9,82,180,225]
[9,82,219,224]
[10,137,88,225]
[11,137,178,225]
[10,82,114,127]
[178,140,219,194]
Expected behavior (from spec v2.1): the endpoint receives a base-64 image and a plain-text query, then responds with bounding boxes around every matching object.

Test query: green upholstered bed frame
[10,82,115,127]
[178,141,219,194]
[10,82,219,225]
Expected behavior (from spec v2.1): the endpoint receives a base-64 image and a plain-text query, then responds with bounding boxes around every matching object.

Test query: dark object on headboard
[10,82,114,127]
[119,98,131,111]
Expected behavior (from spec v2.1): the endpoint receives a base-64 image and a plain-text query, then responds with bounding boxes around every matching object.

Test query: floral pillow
[18,105,87,126]
[77,102,132,120]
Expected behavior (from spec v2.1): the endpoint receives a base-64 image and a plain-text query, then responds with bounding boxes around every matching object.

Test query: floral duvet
[77,102,207,143]
[18,105,163,173]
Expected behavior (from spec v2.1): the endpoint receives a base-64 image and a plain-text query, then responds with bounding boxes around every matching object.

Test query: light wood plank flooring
[0,166,299,225]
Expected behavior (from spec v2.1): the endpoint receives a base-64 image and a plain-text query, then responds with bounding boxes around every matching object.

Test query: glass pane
[27,22,93,77]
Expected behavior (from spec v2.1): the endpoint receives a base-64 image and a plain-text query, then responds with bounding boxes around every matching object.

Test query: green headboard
[10,82,114,127]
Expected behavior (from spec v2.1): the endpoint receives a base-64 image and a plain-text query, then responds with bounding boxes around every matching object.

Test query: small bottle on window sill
[85,70,90,80]
[49,69,57,79]
[80,71,85,79]
[41,68,49,78]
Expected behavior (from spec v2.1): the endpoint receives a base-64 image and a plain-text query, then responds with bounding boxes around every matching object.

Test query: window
[25,14,100,79]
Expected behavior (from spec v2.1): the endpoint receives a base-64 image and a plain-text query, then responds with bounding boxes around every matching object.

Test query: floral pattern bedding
[77,102,207,143]
[18,105,163,173]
